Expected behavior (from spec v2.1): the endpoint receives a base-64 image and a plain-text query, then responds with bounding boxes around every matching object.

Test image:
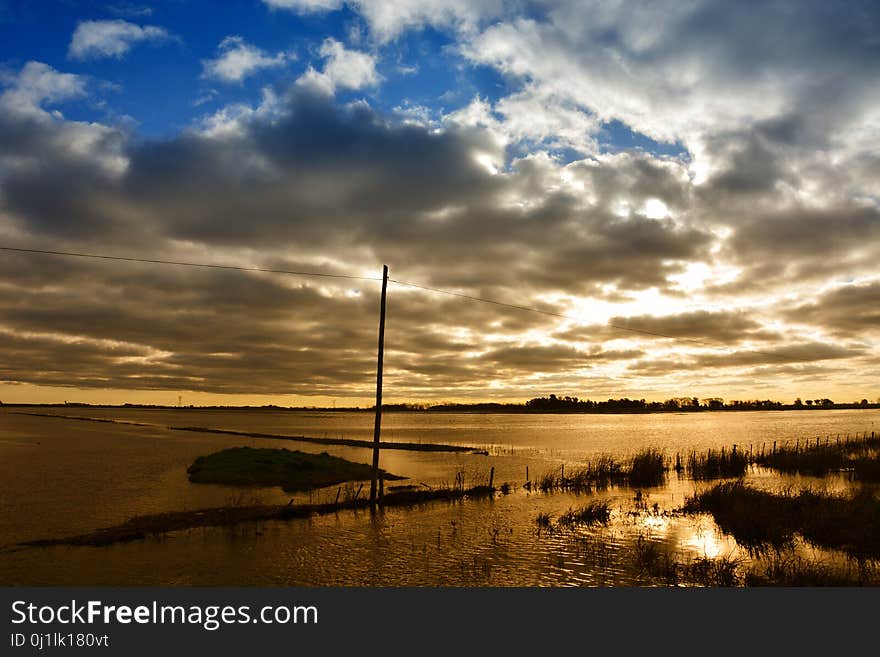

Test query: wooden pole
[369,264,389,509]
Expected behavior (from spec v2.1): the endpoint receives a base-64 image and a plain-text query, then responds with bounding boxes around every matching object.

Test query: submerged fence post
[369,264,389,510]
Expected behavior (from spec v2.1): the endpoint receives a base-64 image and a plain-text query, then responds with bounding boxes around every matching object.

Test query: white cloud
[68,19,171,60]
[459,0,880,187]
[318,38,379,89]
[197,87,283,138]
[450,86,602,156]
[294,67,337,96]
[262,0,503,42]
[0,61,86,116]
[263,0,343,11]
[0,62,128,176]
[352,0,503,42]
[444,85,602,159]
[201,36,292,83]
[295,39,379,93]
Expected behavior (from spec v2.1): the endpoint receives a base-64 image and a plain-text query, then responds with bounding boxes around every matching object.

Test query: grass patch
[187,446,404,492]
[685,447,749,480]
[684,481,880,558]
[557,501,612,527]
[535,512,552,528]
[754,432,880,478]
[629,449,666,487]
[852,457,880,482]
[744,554,880,586]
[537,449,667,493]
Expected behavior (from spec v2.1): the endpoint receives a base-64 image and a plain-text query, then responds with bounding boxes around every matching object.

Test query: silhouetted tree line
[493,394,879,414]
[3,396,877,413]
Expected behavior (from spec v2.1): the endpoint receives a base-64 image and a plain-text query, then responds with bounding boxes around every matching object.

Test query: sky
[0,0,878,407]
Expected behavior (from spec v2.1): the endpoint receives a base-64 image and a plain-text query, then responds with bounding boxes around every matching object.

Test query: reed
[628,448,666,487]
[684,481,880,558]
[557,501,612,527]
[536,449,667,493]
[685,447,749,480]
[754,431,880,477]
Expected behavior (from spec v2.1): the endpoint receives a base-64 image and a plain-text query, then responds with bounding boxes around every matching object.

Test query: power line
[389,278,571,319]
[0,246,383,282]
[0,245,718,345]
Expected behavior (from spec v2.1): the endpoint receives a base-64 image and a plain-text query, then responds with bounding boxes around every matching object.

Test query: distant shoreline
[2,401,878,414]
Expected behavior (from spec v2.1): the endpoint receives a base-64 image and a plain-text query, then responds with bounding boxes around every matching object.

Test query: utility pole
[369,264,389,509]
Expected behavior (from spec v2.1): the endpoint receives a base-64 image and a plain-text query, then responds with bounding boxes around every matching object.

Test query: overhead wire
[0,245,719,346]
[0,246,382,282]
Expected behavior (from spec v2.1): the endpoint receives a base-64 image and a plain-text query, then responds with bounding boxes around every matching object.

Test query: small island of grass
[187,446,405,492]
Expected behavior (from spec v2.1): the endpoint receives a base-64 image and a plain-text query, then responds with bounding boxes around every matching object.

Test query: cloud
[201,36,292,83]
[447,87,601,156]
[0,82,727,397]
[464,2,880,142]
[0,61,85,116]
[606,310,778,345]
[627,343,866,378]
[319,38,379,89]
[694,343,866,368]
[262,0,503,42]
[783,281,880,337]
[0,62,127,178]
[296,39,380,93]
[68,19,171,60]
[263,0,344,12]
[3,0,880,408]
[709,204,880,293]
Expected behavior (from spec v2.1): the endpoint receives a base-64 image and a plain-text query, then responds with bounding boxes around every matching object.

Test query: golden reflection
[641,514,670,532]
[683,526,727,559]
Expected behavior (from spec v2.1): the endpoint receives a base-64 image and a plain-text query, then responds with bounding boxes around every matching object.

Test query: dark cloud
[627,343,866,381]
[706,205,880,294]
[694,343,865,368]
[607,310,778,344]
[476,344,641,373]
[783,282,880,337]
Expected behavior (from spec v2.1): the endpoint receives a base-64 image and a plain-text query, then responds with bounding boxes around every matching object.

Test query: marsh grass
[744,554,880,586]
[557,501,612,527]
[537,449,666,493]
[633,534,679,584]
[852,456,880,482]
[187,446,404,492]
[684,481,880,558]
[685,447,749,480]
[628,449,666,487]
[754,432,880,478]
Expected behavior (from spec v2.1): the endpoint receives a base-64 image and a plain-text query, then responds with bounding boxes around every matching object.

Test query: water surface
[1,407,877,585]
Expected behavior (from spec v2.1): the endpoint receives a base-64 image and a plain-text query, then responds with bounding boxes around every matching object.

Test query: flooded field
[1,407,878,586]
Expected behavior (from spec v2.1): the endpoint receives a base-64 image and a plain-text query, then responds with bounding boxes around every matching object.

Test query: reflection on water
[1,407,878,585]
